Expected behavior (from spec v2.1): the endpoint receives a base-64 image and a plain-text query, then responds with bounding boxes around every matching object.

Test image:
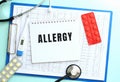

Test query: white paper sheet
[29,19,82,63]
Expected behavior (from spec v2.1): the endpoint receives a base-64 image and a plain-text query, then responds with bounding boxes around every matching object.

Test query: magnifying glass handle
[55,75,68,82]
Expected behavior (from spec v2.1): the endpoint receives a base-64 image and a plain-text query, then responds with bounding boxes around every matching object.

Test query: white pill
[6,74,10,78]
[2,78,6,82]
[5,66,10,71]
[9,63,13,67]
[12,59,17,63]
[16,62,21,67]
[9,70,14,75]
[13,66,17,71]
[2,71,6,75]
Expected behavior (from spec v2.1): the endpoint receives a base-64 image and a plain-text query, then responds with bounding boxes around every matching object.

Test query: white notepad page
[29,19,82,63]
[9,4,111,81]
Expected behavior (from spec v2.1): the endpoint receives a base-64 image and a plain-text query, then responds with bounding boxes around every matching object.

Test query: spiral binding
[31,19,76,24]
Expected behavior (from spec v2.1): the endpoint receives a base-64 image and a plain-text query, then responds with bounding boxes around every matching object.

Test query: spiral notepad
[29,19,82,63]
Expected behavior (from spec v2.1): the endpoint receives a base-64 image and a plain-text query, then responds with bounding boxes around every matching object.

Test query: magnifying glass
[55,64,82,82]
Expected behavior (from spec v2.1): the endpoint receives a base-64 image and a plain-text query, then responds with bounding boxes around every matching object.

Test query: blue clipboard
[6,2,113,82]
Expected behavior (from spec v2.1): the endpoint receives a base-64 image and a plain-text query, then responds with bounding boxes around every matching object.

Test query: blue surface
[0,0,120,82]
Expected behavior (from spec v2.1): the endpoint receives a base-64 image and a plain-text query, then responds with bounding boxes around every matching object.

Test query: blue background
[0,0,120,82]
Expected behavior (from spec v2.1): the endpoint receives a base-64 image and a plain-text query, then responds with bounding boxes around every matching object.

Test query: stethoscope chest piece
[66,64,81,79]
[55,64,82,82]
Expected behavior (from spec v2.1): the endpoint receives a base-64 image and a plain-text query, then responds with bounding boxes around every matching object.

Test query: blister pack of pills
[0,57,22,82]
[81,12,101,45]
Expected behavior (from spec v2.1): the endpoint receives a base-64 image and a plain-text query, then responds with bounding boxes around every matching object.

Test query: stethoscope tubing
[0,17,14,22]
[0,0,6,5]
[0,0,46,22]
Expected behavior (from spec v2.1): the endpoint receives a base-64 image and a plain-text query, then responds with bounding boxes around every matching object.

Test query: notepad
[29,19,82,63]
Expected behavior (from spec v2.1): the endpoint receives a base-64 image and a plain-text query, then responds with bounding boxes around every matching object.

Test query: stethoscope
[55,64,82,82]
[0,0,52,22]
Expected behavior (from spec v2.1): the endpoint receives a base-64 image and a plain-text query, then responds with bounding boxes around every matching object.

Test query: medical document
[30,19,82,63]
[8,4,111,81]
